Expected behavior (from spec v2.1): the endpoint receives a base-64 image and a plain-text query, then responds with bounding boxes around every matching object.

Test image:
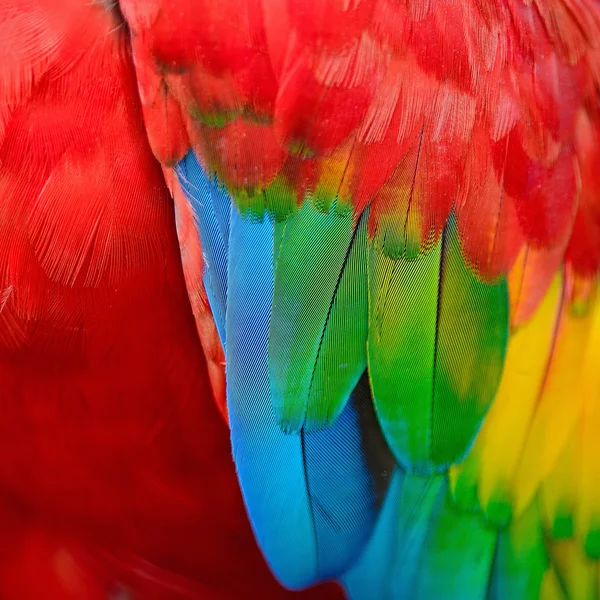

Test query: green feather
[264,171,300,222]
[489,500,548,600]
[268,202,368,432]
[416,490,497,599]
[368,216,509,473]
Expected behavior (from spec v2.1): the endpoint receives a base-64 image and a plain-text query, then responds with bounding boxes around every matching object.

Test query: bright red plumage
[124,0,600,293]
[0,2,341,598]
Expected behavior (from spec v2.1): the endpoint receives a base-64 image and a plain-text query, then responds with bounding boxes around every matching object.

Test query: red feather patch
[123,0,600,288]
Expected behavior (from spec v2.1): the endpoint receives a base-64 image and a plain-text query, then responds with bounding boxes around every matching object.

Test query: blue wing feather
[177,152,229,346]
[176,154,394,589]
[304,371,394,579]
[226,207,317,588]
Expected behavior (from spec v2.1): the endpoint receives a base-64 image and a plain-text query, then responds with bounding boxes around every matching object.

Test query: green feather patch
[368,216,509,473]
[268,202,368,432]
[415,490,497,600]
[489,499,548,600]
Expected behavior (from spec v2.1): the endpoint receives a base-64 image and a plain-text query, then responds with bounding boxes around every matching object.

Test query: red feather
[456,127,524,280]
[566,105,600,275]
[123,0,600,293]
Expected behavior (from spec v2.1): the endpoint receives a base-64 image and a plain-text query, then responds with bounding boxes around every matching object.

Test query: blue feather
[304,372,394,579]
[344,472,502,599]
[177,152,229,346]
[177,156,394,589]
[341,470,405,600]
[342,473,444,599]
[226,207,317,588]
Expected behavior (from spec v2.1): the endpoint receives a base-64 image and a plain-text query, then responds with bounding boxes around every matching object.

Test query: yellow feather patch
[578,290,600,559]
[539,567,566,600]
[312,139,357,214]
[541,427,580,540]
[513,289,594,516]
[547,538,598,600]
[450,276,562,524]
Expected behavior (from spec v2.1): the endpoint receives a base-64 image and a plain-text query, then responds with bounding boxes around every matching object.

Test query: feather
[567,107,600,275]
[369,217,508,473]
[177,152,229,345]
[302,371,395,578]
[488,500,548,600]
[577,287,600,559]
[455,129,524,280]
[539,567,567,600]
[269,202,368,431]
[450,272,600,570]
[342,473,444,600]
[170,170,228,419]
[225,181,392,588]
[541,426,579,541]
[512,281,595,517]
[225,207,317,588]
[121,0,600,596]
[341,470,407,600]
[414,489,497,600]
[547,538,598,600]
[450,275,563,524]
[508,245,566,327]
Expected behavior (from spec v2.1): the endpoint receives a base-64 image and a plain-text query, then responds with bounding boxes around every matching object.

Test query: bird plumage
[3,0,600,598]
[119,0,600,598]
[0,2,342,598]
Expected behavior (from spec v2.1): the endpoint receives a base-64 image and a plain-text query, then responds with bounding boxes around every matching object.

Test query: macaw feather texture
[3,0,600,599]
[119,1,600,597]
[123,0,600,283]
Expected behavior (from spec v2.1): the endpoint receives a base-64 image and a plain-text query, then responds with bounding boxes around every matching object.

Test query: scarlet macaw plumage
[119,0,600,598]
[4,0,600,598]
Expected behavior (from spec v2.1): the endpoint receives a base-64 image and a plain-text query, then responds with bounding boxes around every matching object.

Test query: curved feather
[176,152,229,345]
[226,207,317,587]
[182,156,394,588]
[269,202,368,431]
[369,217,509,472]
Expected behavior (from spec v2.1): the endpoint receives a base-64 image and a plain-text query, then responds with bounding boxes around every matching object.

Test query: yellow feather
[476,276,562,522]
[513,292,594,515]
[541,426,580,539]
[539,567,566,600]
[547,538,598,600]
[577,290,600,558]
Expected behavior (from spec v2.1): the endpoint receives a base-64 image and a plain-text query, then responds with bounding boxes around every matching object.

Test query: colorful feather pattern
[113,0,600,597]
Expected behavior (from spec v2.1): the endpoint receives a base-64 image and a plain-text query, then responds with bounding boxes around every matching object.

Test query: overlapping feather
[121,0,600,597]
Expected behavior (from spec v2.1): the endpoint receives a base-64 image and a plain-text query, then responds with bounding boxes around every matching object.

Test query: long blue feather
[226,207,317,588]
[177,154,394,588]
[177,152,229,345]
